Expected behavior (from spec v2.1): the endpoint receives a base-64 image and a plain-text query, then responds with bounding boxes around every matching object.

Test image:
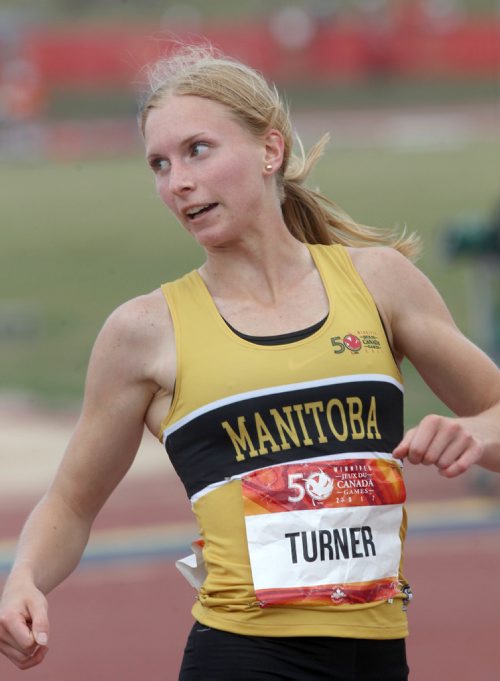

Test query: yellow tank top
[159,244,410,639]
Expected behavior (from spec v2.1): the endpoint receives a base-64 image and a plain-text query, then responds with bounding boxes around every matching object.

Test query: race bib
[242,456,406,607]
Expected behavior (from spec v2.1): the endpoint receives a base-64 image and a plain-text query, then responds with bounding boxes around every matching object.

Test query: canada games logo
[330,333,362,354]
[304,470,334,501]
[287,468,335,504]
[331,331,382,354]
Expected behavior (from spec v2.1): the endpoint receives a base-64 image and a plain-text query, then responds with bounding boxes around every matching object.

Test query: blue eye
[191,142,209,157]
[150,157,170,172]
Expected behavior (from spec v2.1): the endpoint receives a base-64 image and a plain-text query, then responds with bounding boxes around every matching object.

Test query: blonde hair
[139,45,421,259]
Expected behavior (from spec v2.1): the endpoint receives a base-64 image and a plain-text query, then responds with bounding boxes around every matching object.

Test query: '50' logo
[331,334,362,354]
[288,470,334,503]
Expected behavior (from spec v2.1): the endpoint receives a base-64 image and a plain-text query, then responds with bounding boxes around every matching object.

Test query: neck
[199,227,313,304]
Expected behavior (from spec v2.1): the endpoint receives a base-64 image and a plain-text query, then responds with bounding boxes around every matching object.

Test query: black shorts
[178,622,409,681]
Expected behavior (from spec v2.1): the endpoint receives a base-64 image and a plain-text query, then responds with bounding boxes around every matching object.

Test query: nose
[169,162,195,196]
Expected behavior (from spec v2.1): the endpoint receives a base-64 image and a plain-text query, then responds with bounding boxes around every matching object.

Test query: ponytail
[281,134,422,260]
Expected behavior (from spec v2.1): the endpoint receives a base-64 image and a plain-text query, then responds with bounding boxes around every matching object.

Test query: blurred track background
[1,0,499,679]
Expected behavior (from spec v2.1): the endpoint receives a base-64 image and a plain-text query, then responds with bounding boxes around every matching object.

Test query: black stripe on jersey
[164,378,403,500]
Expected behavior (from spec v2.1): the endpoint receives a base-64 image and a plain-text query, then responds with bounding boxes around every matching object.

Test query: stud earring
[265,164,273,171]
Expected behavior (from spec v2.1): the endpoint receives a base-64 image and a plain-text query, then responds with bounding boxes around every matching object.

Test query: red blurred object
[12,15,500,91]
[0,58,47,121]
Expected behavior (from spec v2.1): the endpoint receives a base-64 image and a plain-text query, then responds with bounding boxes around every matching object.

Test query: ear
[263,129,285,173]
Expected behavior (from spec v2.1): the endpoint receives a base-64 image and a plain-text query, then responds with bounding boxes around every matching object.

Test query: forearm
[5,492,93,596]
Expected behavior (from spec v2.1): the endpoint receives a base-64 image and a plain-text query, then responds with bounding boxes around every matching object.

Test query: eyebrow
[146,132,208,162]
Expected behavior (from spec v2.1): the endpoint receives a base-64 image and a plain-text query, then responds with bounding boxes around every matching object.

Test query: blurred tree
[444,202,500,363]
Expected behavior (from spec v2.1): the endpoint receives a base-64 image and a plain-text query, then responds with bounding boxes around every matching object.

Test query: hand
[0,582,49,670]
[393,414,484,478]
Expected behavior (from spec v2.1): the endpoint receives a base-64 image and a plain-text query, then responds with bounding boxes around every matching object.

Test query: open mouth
[186,203,218,220]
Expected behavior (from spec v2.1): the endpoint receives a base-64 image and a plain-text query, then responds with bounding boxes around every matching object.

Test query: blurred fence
[7,13,500,91]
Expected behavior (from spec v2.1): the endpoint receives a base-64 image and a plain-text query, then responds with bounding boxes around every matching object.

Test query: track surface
[0,408,499,680]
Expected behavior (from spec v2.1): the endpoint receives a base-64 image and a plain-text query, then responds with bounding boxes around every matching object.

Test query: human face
[144,95,271,248]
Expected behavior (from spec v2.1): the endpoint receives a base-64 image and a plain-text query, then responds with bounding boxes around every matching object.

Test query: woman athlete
[0,45,499,680]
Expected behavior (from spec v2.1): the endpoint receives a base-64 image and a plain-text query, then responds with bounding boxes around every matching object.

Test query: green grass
[47,76,500,121]
[0,158,203,400]
[2,0,498,22]
[1,135,499,427]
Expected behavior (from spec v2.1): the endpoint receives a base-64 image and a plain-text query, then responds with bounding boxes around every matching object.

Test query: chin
[192,225,237,250]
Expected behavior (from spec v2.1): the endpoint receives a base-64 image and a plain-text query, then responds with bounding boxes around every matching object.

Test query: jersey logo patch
[331,332,383,354]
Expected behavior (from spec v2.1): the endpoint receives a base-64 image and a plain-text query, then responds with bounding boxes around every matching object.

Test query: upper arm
[48,293,171,521]
[353,247,500,417]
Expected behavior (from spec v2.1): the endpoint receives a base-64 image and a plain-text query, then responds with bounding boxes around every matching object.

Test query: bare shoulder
[346,246,415,326]
[347,245,418,289]
[347,246,450,322]
[87,287,174,392]
[102,288,172,344]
